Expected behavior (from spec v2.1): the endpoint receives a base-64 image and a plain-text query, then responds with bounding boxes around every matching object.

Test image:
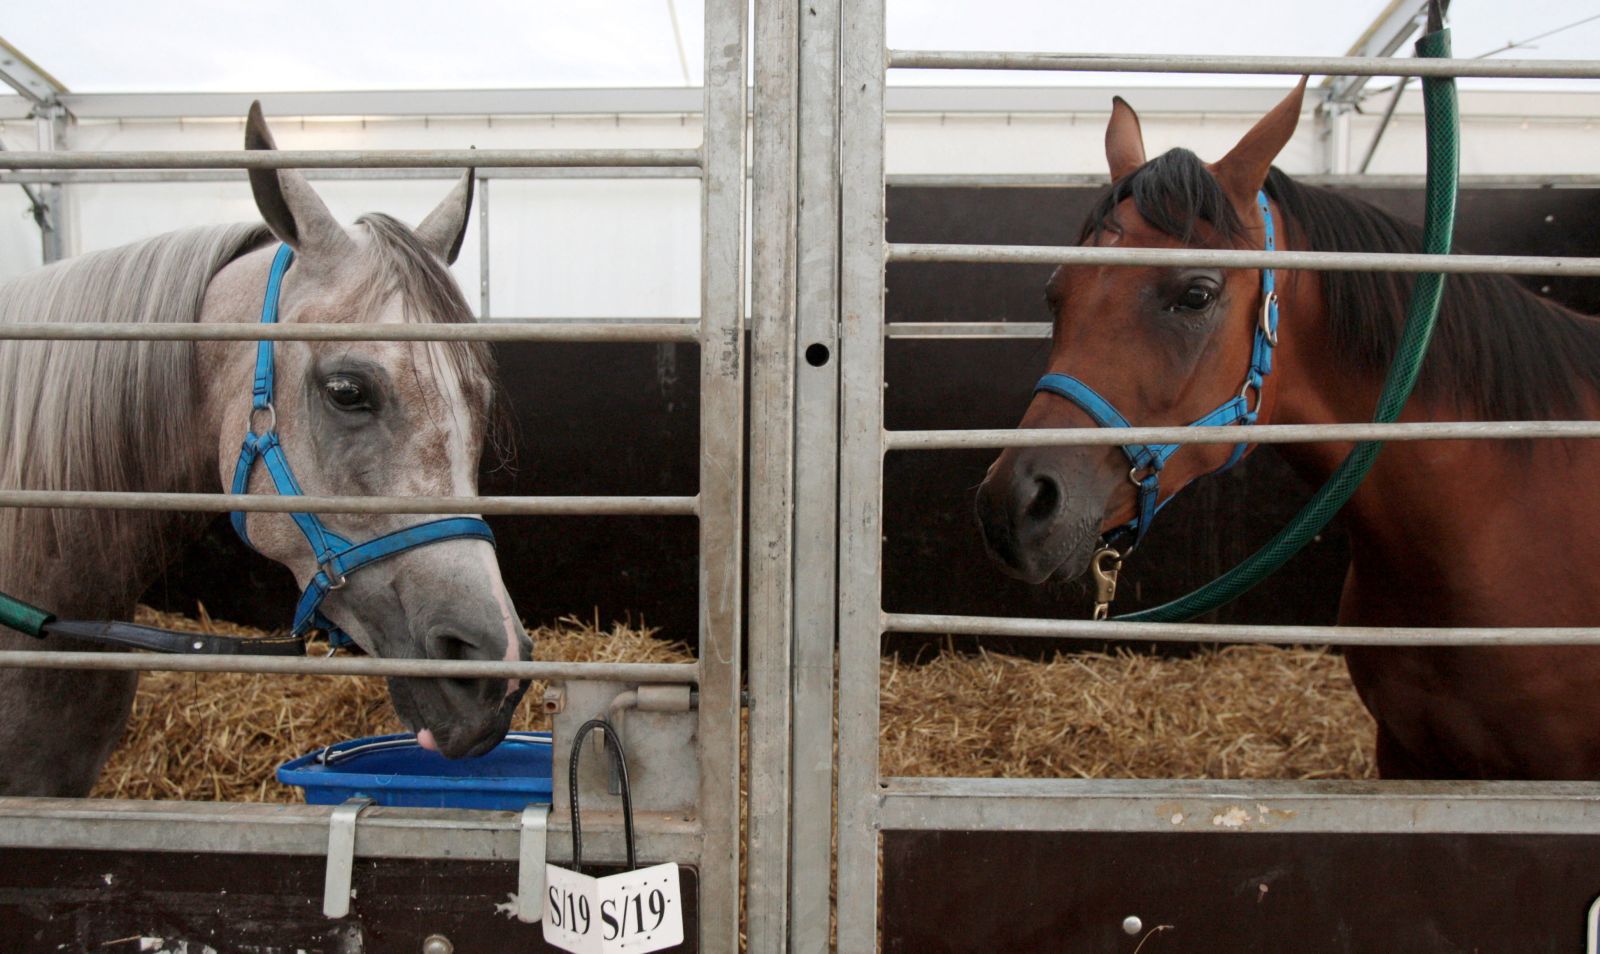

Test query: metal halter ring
[1128,463,1158,487]
[248,403,277,437]
[1258,290,1279,346]
[1238,378,1264,416]
[320,559,348,591]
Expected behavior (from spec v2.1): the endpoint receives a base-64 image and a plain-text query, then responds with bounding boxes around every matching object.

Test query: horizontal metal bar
[0,797,700,864]
[880,84,1600,119]
[887,49,1600,80]
[885,321,1050,339]
[875,777,1600,834]
[886,420,1600,450]
[0,490,699,516]
[0,320,700,344]
[23,170,1592,192]
[0,651,699,683]
[17,84,1597,123]
[883,611,1600,647]
[50,87,708,120]
[0,148,704,171]
[889,243,1600,276]
[885,173,1600,190]
[0,167,705,185]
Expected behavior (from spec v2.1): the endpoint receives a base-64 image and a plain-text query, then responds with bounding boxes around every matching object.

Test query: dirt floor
[91,606,1375,801]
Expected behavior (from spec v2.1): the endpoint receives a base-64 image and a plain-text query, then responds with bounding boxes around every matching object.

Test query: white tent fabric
[0,0,1597,306]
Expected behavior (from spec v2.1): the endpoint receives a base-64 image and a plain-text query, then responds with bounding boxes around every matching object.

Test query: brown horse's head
[976,80,1307,584]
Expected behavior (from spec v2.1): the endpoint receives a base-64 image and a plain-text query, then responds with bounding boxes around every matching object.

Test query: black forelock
[1080,148,1247,247]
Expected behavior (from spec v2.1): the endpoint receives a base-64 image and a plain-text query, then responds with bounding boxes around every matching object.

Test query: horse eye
[1174,284,1216,311]
[324,375,368,410]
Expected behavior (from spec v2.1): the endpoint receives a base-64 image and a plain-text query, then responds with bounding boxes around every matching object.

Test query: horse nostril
[427,631,475,662]
[1024,474,1061,523]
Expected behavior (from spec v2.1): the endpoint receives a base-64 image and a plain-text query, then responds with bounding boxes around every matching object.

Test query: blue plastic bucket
[277,731,554,810]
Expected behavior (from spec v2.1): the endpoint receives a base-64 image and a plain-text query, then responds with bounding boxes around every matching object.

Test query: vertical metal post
[697,0,749,946]
[34,104,68,263]
[788,0,843,947]
[745,0,800,945]
[476,175,491,318]
[835,0,888,945]
[1316,98,1353,175]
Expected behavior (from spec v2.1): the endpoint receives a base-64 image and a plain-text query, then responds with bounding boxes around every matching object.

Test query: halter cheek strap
[1033,190,1280,553]
[230,244,496,647]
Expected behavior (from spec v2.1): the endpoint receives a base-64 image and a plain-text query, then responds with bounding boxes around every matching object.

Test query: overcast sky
[4,0,1598,95]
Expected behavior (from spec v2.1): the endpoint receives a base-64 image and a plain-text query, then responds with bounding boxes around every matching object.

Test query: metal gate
[10,3,1600,951]
[793,2,1600,951]
[0,0,746,949]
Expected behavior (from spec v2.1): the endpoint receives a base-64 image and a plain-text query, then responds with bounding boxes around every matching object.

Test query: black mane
[1082,149,1600,421]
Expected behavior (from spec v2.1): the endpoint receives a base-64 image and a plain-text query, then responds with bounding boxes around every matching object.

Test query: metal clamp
[516,804,550,923]
[323,796,372,918]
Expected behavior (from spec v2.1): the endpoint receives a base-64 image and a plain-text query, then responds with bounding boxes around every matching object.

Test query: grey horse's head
[206,104,531,757]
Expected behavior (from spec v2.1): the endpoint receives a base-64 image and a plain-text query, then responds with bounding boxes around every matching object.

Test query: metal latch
[516,804,550,923]
[595,685,696,794]
[323,796,372,918]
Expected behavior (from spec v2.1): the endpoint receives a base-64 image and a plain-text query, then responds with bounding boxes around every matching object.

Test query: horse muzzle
[391,626,533,758]
[976,446,1111,584]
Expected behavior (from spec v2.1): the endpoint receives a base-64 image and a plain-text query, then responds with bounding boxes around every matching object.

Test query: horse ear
[244,101,351,258]
[1211,78,1308,203]
[415,170,475,265]
[1105,96,1147,181]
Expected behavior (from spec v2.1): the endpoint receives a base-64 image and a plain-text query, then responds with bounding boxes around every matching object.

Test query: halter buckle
[248,403,277,437]
[1091,547,1123,621]
[1258,290,1279,347]
[320,559,348,592]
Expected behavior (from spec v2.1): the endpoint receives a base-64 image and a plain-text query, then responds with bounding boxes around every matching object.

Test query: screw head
[1122,916,1143,936]
[422,935,454,954]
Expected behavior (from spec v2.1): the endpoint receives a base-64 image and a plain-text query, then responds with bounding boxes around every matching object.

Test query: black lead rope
[39,619,307,656]
[567,718,638,875]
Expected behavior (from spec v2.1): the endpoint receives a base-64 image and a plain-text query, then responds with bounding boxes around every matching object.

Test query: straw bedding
[91,607,1374,802]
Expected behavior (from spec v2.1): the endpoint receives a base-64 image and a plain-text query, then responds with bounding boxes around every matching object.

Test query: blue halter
[230,244,496,648]
[1034,190,1280,553]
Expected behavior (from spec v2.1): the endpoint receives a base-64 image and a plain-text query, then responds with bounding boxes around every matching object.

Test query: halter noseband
[1033,190,1280,555]
[230,244,496,648]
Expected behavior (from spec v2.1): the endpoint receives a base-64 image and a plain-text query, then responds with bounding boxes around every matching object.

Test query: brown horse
[975,80,1600,780]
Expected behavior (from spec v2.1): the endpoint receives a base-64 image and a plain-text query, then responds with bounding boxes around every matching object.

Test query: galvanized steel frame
[833,17,1600,954]
[11,17,1600,954]
[0,6,749,953]
[745,0,801,946]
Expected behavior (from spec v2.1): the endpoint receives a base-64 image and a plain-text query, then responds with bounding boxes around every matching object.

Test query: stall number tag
[543,862,683,954]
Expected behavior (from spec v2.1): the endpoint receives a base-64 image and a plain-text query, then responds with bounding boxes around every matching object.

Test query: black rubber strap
[41,619,306,656]
[567,717,638,875]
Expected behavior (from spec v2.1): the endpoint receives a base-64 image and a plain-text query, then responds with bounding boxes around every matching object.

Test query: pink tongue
[416,729,440,752]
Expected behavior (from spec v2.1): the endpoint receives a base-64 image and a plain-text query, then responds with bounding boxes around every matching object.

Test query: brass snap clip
[1090,547,1123,621]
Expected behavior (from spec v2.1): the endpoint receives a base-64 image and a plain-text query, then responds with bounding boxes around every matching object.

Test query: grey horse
[0,104,532,795]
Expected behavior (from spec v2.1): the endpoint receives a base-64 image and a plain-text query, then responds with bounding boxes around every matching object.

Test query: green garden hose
[0,590,51,637]
[1121,26,1459,623]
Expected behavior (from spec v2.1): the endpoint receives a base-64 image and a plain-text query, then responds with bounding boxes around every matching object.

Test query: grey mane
[0,224,272,580]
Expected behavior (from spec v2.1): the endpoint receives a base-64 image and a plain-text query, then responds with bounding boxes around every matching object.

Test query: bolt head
[1122,916,1143,936]
[422,935,454,954]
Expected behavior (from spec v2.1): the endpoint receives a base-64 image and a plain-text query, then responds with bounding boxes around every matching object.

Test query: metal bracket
[516,804,550,923]
[322,796,372,918]
[597,685,696,795]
